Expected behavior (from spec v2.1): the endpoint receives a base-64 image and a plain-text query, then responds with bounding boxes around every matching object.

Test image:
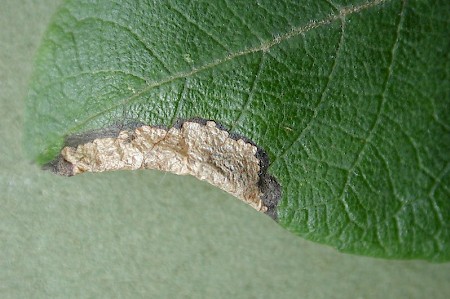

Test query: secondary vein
[65,0,388,136]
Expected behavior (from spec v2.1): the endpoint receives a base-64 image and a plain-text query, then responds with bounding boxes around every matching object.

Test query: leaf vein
[223,0,264,43]
[35,69,148,94]
[168,2,232,53]
[170,78,189,126]
[76,16,173,74]
[63,0,387,137]
[334,0,406,238]
[271,17,347,166]
[230,53,266,131]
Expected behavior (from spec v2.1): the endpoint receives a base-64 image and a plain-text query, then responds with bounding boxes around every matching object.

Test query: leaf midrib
[64,0,387,137]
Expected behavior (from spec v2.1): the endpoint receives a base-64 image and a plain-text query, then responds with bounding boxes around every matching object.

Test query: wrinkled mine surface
[58,121,278,214]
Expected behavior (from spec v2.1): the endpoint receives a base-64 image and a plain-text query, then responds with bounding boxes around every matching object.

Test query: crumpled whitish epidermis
[61,121,267,212]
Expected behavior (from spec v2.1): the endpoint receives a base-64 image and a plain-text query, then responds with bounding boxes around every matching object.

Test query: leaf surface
[24,0,450,261]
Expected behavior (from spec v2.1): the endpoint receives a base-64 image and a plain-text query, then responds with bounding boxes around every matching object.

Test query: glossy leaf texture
[24,0,450,261]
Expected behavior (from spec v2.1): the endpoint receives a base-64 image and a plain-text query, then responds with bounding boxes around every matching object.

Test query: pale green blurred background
[1,1,449,298]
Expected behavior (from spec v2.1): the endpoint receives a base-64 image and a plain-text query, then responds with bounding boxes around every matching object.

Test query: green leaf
[24,0,450,261]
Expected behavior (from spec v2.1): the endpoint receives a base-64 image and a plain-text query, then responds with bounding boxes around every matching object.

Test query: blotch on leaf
[49,119,281,219]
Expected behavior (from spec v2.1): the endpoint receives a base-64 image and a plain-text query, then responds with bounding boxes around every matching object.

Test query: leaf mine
[48,119,281,219]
